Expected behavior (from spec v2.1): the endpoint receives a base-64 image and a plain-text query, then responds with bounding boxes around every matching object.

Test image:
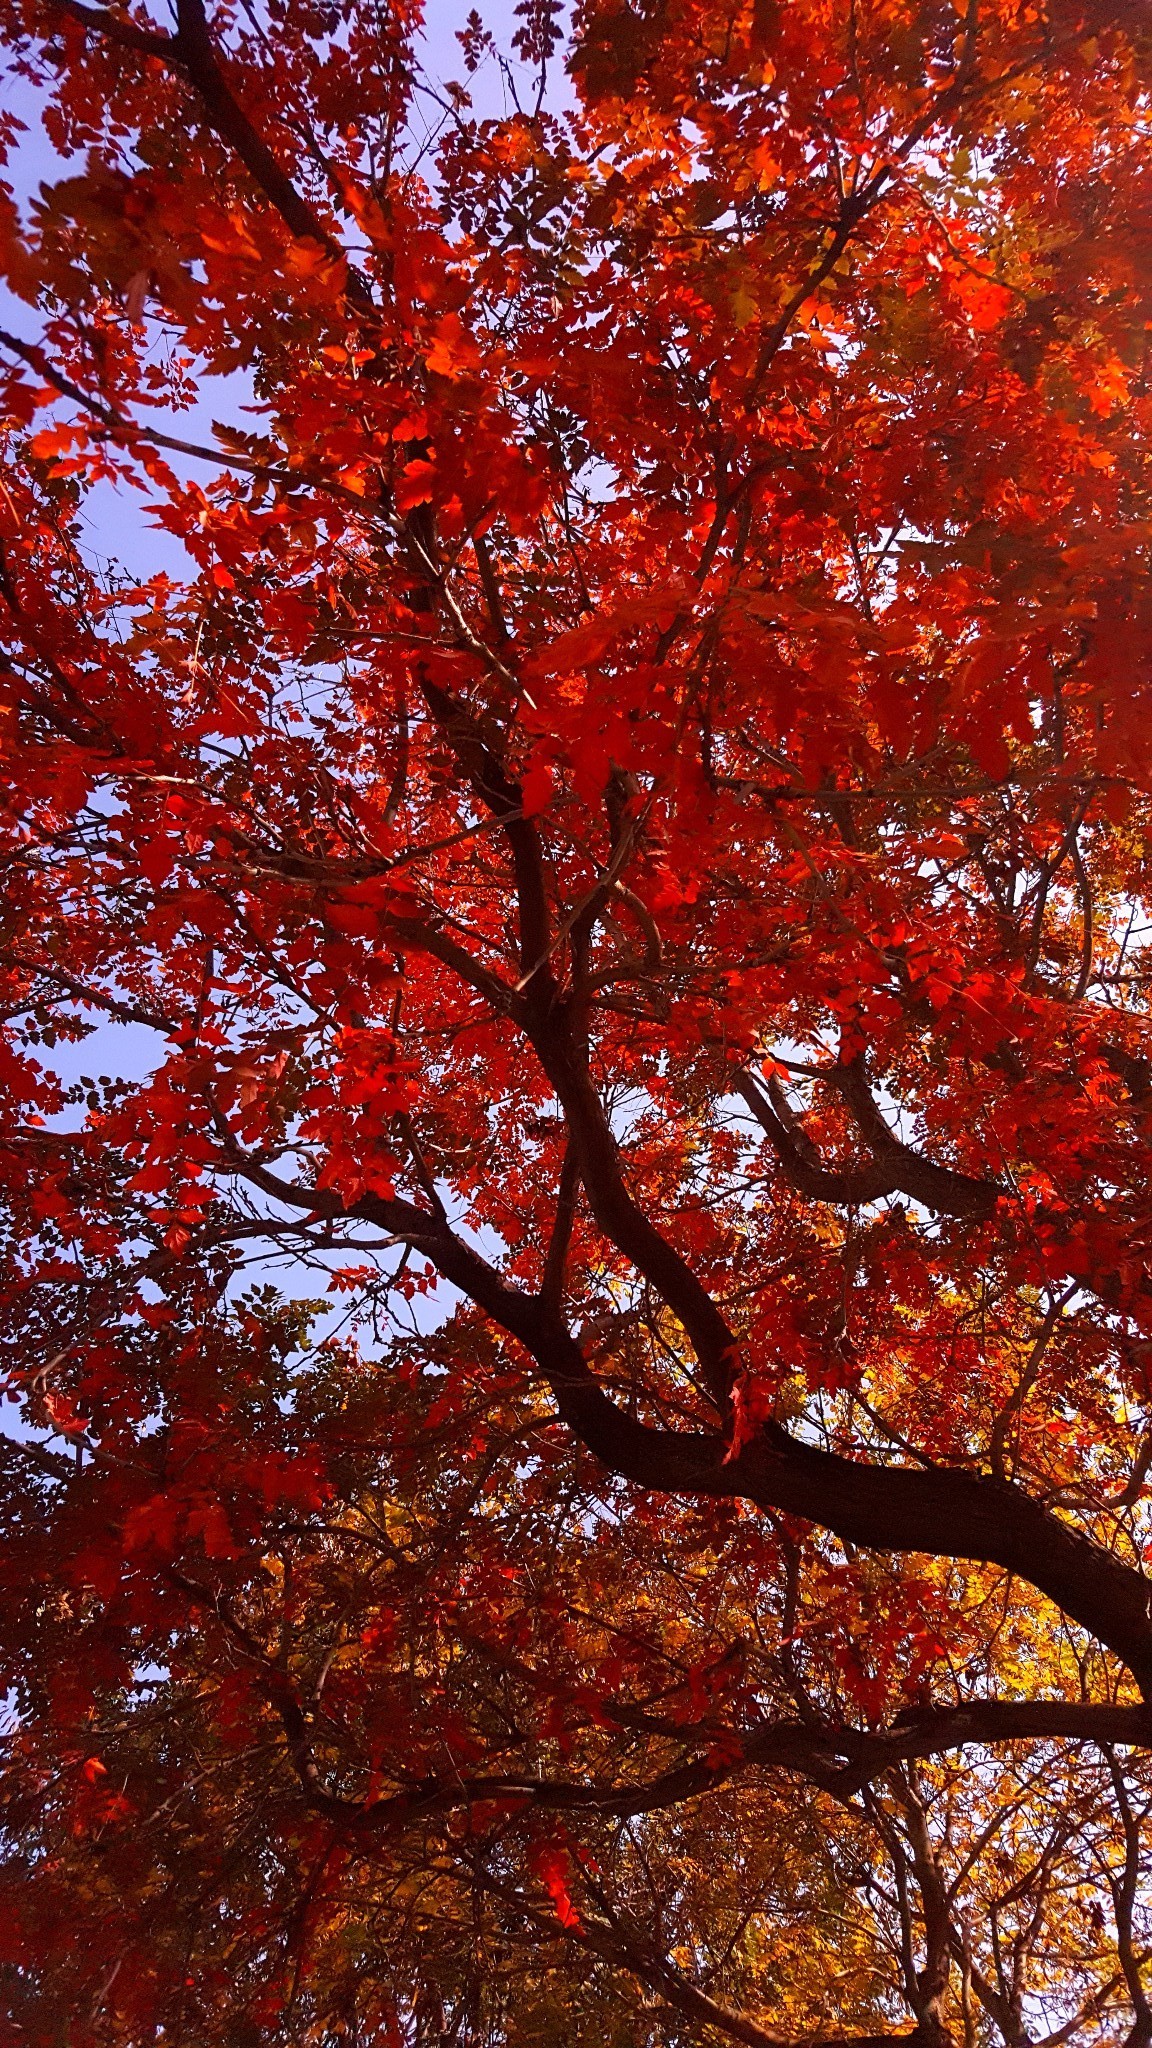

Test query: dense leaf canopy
[2,0,1152,2041]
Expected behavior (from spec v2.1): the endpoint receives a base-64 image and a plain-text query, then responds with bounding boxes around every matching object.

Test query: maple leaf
[529,1839,583,1931]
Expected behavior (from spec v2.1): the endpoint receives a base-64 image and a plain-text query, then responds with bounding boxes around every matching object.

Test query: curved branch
[535,1005,738,1406]
[215,1151,1152,1690]
[735,1066,896,1206]
[833,1058,1002,1221]
[736,1061,1002,1220]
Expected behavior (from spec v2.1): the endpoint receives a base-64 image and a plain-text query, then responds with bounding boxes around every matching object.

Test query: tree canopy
[2,0,1152,2040]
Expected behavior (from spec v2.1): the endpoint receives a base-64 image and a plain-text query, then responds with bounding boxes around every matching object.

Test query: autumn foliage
[3,0,1152,2039]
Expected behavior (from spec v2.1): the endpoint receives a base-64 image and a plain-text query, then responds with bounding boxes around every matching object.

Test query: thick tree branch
[735,1062,1002,1221]
[213,1144,1152,1692]
[735,1066,897,1206]
[833,1058,1002,1221]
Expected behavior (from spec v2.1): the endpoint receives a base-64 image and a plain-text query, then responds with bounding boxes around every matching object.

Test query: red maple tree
[2,0,1152,2041]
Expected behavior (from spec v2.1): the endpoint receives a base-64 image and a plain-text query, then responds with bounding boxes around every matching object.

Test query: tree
[1,0,1152,2037]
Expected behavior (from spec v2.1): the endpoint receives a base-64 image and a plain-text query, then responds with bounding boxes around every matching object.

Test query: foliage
[1,0,1152,2040]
